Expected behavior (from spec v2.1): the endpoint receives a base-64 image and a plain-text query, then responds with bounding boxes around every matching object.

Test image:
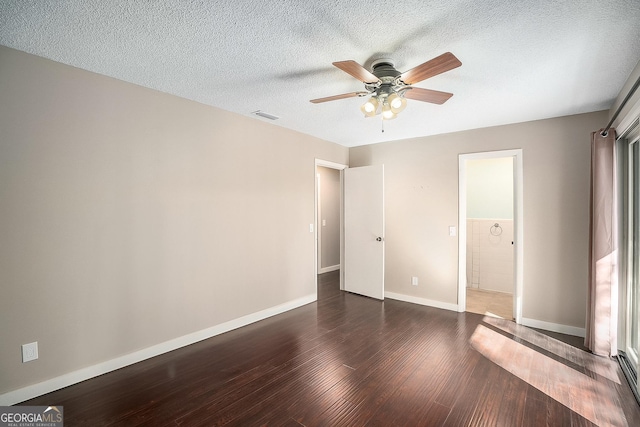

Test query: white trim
[520,317,586,338]
[458,157,468,312]
[0,293,316,406]
[617,92,640,137]
[458,149,524,324]
[514,151,524,324]
[315,159,348,170]
[319,264,340,274]
[385,291,459,312]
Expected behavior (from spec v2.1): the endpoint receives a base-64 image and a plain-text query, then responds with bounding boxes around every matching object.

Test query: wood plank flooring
[19,271,640,426]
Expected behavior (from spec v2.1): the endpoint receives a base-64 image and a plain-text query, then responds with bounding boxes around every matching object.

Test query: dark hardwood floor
[20,271,640,426]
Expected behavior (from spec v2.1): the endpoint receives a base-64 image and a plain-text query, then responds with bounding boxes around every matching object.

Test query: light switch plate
[449,226,457,237]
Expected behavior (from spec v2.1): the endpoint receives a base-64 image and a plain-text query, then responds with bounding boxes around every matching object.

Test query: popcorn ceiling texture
[1,0,639,146]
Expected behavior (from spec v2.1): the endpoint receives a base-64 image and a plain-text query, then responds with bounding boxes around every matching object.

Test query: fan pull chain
[381,117,385,133]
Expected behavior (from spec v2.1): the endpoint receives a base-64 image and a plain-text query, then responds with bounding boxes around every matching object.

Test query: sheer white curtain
[585,129,618,357]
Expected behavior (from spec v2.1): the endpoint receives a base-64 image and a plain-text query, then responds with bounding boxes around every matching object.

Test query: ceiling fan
[310,52,462,120]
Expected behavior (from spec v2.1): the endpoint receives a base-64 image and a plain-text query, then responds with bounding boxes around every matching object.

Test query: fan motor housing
[368,59,403,97]
[371,59,400,79]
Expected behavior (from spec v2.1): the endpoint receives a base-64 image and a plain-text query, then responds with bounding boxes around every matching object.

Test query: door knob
[376,237,382,242]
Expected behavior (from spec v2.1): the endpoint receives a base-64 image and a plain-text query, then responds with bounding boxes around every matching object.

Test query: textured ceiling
[1,0,639,147]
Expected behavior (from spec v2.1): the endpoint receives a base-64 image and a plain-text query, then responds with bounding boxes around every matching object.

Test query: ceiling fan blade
[332,60,380,84]
[310,92,367,104]
[403,87,453,104]
[399,52,462,85]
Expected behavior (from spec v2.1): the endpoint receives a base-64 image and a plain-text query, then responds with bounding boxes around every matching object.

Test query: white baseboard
[384,293,586,338]
[520,317,586,338]
[0,293,317,406]
[384,291,458,312]
[319,265,340,274]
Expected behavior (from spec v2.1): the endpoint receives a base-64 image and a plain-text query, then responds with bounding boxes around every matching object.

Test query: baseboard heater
[617,352,640,406]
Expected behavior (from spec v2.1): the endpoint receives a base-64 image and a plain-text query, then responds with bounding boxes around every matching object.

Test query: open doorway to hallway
[315,160,346,296]
[316,166,341,275]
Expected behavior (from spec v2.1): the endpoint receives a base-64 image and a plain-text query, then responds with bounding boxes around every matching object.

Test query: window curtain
[585,129,618,357]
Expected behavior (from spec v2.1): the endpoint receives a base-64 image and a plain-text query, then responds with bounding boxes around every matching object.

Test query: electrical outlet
[22,342,38,363]
[411,276,418,286]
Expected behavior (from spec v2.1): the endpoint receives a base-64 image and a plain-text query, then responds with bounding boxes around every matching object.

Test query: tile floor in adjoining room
[466,287,513,319]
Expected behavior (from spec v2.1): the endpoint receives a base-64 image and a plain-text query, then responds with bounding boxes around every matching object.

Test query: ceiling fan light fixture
[388,93,407,114]
[360,97,379,117]
[311,53,461,127]
[382,103,396,120]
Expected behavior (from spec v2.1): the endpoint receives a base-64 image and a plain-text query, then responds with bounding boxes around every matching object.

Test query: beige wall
[0,46,348,396]
[350,110,608,329]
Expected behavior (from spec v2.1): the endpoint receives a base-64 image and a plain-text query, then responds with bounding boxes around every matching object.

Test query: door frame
[315,159,347,294]
[458,149,524,323]
[618,119,640,373]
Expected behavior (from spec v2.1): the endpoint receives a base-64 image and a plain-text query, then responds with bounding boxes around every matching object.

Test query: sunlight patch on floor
[470,323,626,426]
[483,316,620,384]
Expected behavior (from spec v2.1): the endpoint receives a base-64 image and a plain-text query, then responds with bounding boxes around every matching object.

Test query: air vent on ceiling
[252,110,280,120]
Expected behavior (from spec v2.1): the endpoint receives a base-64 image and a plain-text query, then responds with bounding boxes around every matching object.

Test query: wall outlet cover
[22,342,38,363]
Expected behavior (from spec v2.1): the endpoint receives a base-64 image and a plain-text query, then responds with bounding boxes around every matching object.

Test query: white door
[344,165,385,299]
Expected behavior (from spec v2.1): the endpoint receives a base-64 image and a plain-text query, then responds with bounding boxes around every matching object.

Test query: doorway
[317,166,341,274]
[315,159,347,295]
[314,160,385,301]
[465,157,514,319]
[458,150,524,323]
